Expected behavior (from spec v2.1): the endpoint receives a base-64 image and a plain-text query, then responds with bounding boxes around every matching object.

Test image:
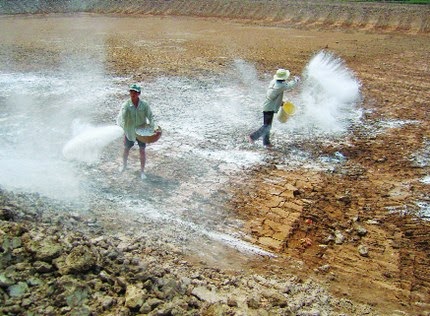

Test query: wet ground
[0,10,429,316]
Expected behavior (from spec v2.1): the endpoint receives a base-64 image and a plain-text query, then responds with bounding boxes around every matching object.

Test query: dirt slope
[1,0,430,33]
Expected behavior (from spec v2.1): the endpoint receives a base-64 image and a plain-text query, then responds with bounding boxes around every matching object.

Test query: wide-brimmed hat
[129,84,141,93]
[273,69,290,81]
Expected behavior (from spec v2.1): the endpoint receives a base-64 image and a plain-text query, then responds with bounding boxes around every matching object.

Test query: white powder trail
[62,125,123,163]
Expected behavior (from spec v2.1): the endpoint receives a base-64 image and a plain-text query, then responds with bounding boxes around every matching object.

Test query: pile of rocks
[0,189,375,315]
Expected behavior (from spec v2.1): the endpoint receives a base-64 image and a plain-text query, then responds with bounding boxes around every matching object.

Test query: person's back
[248,69,300,148]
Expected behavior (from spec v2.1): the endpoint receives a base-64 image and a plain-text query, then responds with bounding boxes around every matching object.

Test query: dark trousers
[250,111,274,146]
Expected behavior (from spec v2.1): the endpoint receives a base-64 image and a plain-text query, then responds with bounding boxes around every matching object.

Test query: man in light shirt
[248,68,300,149]
[117,84,155,180]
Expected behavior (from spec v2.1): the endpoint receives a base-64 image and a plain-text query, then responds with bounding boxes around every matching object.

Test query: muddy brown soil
[99,13,430,316]
[0,1,429,315]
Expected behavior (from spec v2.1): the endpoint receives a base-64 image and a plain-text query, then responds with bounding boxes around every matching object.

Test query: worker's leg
[262,111,274,147]
[138,141,147,179]
[250,112,268,142]
[121,136,134,172]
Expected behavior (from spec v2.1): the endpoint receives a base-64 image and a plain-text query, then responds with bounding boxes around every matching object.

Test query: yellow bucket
[277,101,296,123]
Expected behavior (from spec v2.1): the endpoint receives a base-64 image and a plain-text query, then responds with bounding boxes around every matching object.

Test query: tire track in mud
[229,151,430,313]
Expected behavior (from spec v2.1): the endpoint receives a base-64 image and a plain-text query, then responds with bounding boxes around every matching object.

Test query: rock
[8,281,29,298]
[1,304,23,314]
[227,296,238,307]
[65,287,89,310]
[125,284,146,309]
[99,270,114,285]
[365,219,380,225]
[0,207,14,220]
[0,273,15,288]
[27,277,43,286]
[317,264,331,273]
[33,260,54,273]
[139,297,163,313]
[255,309,270,316]
[205,302,230,315]
[296,309,321,316]
[355,225,368,237]
[358,245,369,257]
[191,286,225,304]
[101,296,115,310]
[3,236,22,251]
[55,245,97,275]
[12,262,28,271]
[323,234,335,244]
[261,289,288,307]
[25,236,63,262]
[334,230,345,245]
[246,294,260,309]
[337,195,351,204]
[159,277,182,299]
[21,298,33,308]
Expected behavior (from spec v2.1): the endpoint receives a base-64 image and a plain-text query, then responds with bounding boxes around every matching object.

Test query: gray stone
[358,245,369,257]
[33,260,54,273]
[139,297,163,313]
[355,225,368,237]
[25,237,63,262]
[191,286,225,304]
[334,230,345,244]
[8,281,29,298]
[0,273,15,288]
[101,296,115,310]
[55,245,97,275]
[227,296,238,307]
[247,294,261,309]
[124,284,146,309]
[205,302,229,315]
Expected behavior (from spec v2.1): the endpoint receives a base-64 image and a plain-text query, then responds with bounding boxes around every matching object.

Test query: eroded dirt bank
[0,2,429,316]
[1,0,430,33]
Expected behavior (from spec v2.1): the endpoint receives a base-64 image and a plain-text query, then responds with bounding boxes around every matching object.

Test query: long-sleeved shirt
[117,99,154,142]
[262,79,298,113]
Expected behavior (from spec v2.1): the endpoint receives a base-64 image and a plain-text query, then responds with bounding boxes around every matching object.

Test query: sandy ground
[0,3,429,315]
